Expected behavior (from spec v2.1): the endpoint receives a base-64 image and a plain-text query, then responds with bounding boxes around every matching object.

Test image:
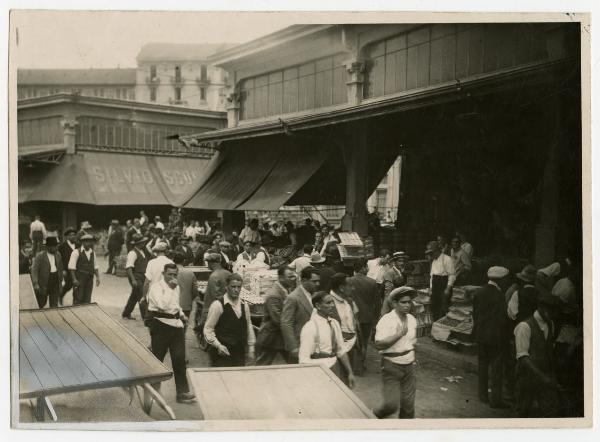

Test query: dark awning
[21,152,212,206]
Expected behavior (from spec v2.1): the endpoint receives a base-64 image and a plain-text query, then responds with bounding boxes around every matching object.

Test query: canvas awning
[21,151,212,206]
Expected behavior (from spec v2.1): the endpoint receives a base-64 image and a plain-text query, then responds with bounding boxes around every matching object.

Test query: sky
[11,11,302,68]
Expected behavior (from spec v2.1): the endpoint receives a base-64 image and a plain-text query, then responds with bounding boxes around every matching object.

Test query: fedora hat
[393,251,409,260]
[310,252,326,264]
[516,265,537,283]
[45,236,59,247]
[80,221,92,230]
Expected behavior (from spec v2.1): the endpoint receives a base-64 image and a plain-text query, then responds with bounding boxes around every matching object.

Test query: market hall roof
[136,42,238,62]
[17,68,137,85]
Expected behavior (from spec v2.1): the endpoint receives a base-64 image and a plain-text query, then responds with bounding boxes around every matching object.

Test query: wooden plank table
[187,364,376,420]
[19,303,175,421]
[19,274,39,309]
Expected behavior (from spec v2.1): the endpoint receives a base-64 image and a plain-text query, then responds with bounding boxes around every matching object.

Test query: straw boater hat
[111,219,119,225]
[310,252,326,264]
[393,251,409,261]
[389,286,418,301]
[516,265,537,284]
[80,233,95,242]
[81,221,92,230]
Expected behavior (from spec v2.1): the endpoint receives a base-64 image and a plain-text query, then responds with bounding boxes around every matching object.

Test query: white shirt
[147,279,184,328]
[185,226,197,238]
[375,311,417,365]
[155,221,165,230]
[203,294,255,348]
[30,220,47,237]
[290,254,312,275]
[514,311,549,359]
[330,291,357,354]
[367,258,387,284]
[461,242,474,258]
[126,248,146,269]
[46,252,57,272]
[299,312,345,368]
[430,253,456,287]
[507,284,535,320]
[68,248,99,271]
[145,255,174,286]
[66,240,76,251]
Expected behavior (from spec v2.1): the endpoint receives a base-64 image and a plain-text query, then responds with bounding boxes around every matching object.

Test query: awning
[21,152,212,206]
[177,135,333,210]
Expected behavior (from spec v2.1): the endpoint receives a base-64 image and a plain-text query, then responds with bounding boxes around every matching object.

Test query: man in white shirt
[289,244,313,276]
[29,215,47,256]
[147,263,196,404]
[204,273,256,367]
[426,241,456,320]
[450,236,472,285]
[122,234,149,320]
[143,242,174,296]
[154,216,165,231]
[298,291,355,388]
[68,234,100,305]
[373,286,418,419]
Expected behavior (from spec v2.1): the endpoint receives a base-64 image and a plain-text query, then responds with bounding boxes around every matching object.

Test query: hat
[516,265,537,283]
[487,266,509,279]
[389,286,418,301]
[393,251,409,260]
[310,252,326,264]
[131,233,147,245]
[45,236,59,247]
[64,227,77,236]
[538,294,562,308]
[205,253,222,263]
[424,241,439,255]
[111,219,119,225]
[80,233,95,242]
[81,221,92,230]
[152,242,168,252]
[219,240,231,247]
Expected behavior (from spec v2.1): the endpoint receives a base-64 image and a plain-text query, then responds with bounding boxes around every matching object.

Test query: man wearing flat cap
[373,286,419,419]
[472,266,511,408]
[31,236,64,308]
[58,227,78,305]
[425,241,456,321]
[514,294,561,417]
[68,234,100,305]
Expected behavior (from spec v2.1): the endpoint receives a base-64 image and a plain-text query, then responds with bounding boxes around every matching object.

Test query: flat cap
[152,242,168,252]
[487,266,509,279]
[389,286,418,301]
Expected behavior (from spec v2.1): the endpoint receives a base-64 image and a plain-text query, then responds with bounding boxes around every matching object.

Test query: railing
[75,143,215,159]
[145,76,161,84]
[171,76,185,85]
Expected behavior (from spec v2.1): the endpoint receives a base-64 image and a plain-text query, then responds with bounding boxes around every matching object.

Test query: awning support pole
[341,121,369,235]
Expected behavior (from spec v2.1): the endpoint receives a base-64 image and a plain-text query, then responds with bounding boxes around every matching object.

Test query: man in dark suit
[30,236,64,308]
[106,219,124,275]
[174,235,195,266]
[347,258,380,374]
[58,227,78,305]
[126,218,142,252]
[256,265,297,365]
[280,266,321,363]
[473,266,511,409]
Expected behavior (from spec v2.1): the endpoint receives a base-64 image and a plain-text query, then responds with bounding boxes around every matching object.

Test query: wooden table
[19,274,39,309]
[19,303,175,421]
[187,364,376,420]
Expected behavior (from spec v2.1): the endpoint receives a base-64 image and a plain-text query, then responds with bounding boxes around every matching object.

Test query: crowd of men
[21,212,583,418]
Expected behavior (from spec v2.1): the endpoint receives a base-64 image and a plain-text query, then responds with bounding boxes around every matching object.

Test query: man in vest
[298,291,355,388]
[58,227,78,305]
[122,234,149,320]
[203,273,256,367]
[30,236,63,308]
[514,294,561,417]
[146,263,196,404]
[68,234,100,305]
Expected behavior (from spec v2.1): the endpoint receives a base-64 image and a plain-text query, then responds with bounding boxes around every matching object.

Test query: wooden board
[19,274,39,310]
[19,303,172,399]
[187,364,375,420]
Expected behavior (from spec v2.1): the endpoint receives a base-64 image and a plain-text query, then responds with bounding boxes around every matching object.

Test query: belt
[381,349,414,358]
[148,310,181,320]
[310,352,335,359]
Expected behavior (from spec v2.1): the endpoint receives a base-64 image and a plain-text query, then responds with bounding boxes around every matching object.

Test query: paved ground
[19,257,513,423]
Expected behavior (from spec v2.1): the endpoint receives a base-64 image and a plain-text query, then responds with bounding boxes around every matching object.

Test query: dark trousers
[478,344,505,405]
[256,346,289,365]
[122,275,145,318]
[150,320,189,394]
[106,250,119,273]
[515,367,559,417]
[35,273,60,308]
[31,232,44,256]
[209,343,246,367]
[73,272,94,305]
[431,275,450,321]
[357,322,373,373]
[374,359,416,419]
[61,271,73,303]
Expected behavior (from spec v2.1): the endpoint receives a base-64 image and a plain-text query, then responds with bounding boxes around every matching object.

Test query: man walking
[256,265,296,365]
[58,227,78,304]
[126,218,142,252]
[173,252,198,319]
[30,236,63,308]
[204,273,256,367]
[473,266,511,408]
[426,241,456,321]
[197,253,232,329]
[68,234,100,305]
[29,215,47,256]
[122,234,148,320]
[280,266,321,363]
[106,219,124,275]
[146,263,196,404]
[373,286,419,419]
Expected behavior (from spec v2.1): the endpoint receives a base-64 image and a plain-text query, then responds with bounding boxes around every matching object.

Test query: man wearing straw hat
[68,234,101,305]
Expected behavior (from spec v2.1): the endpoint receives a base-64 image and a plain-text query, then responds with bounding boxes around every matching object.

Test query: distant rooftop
[136,42,238,62]
[18,68,137,85]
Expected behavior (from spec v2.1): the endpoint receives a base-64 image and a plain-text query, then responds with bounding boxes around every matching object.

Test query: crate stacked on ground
[405,259,431,289]
[244,268,278,318]
[430,285,481,348]
[413,289,433,337]
[336,232,367,266]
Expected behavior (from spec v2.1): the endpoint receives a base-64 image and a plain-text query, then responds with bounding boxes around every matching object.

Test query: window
[116,89,121,99]
[200,64,208,82]
[376,190,388,210]
[175,87,181,101]
[175,65,182,83]
[128,89,136,101]
[150,65,157,80]
[200,87,206,101]
[18,89,25,100]
[150,86,157,102]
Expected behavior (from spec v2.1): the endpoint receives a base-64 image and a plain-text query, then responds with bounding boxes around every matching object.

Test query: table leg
[44,397,58,422]
[34,397,45,421]
[142,383,176,420]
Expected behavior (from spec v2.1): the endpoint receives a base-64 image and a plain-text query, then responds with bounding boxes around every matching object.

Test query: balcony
[195,76,211,86]
[168,98,188,106]
[145,76,161,84]
[171,76,185,85]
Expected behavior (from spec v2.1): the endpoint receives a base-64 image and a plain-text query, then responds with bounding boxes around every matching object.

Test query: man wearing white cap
[143,242,174,296]
[472,266,510,408]
[68,234,100,305]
